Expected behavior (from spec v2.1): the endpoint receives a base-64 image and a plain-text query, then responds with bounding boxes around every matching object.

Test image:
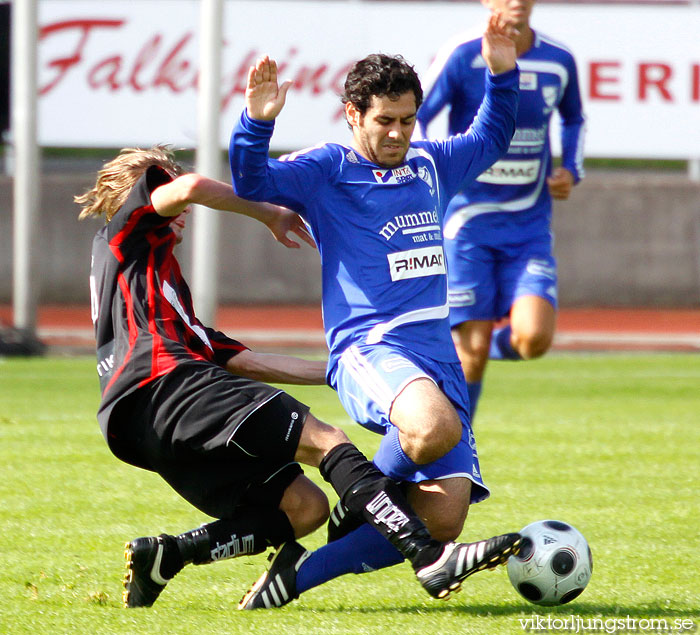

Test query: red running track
[2,305,700,352]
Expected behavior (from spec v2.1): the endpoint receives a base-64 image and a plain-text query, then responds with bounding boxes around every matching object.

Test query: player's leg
[508,294,556,359]
[123,486,305,608]
[278,473,330,538]
[405,477,471,542]
[299,412,446,567]
[124,461,323,609]
[239,366,520,609]
[378,368,484,545]
[445,237,498,420]
[388,377,462,466]
[124,468,330,609]
[253,475,517,609]
[495,241,558,361]
[232,390,481,607]
[451,319,494,419]
[252,353,518,608]
[122,371,321,608]
[197,385,444,580]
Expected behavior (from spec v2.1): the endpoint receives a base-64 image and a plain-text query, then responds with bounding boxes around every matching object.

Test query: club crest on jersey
[417,166,434,194]
[542,85,559,108]
[373,165,416,185]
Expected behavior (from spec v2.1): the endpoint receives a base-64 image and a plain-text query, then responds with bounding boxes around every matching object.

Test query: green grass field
[1,353,698,634]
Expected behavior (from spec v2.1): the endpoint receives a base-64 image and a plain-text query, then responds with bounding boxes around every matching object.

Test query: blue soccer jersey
[418,31,585,244]
[230,69,518,373]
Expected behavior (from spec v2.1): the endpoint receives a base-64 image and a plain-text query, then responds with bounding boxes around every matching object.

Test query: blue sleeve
[228,109,326,217]
[429,68,519,200]
[417,54,458,138]
[558,55,586,183]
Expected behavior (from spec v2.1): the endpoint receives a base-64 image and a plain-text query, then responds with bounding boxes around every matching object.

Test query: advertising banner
[35,1,700,158]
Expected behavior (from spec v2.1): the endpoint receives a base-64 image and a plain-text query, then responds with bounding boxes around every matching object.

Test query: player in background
[230,12,521,609]
[417,0,585,421]
[77,147,519,609]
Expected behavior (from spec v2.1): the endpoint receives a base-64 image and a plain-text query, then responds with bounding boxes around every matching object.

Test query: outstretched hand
[246,55,292,121]
[482,10,518,75]
[266,207,317,249]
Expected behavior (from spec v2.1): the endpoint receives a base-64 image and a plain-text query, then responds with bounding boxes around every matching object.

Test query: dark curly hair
[342,53,423,117]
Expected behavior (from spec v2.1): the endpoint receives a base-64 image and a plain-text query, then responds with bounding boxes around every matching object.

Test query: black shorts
[110,361,309,519]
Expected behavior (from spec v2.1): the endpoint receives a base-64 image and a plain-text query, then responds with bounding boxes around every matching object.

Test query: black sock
[319,443,443,570]
[174,508,295,566]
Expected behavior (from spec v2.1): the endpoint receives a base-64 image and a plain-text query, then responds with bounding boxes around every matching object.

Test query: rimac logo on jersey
[387,246,446,281]
[373,165,416,185]
[477,159,540,185]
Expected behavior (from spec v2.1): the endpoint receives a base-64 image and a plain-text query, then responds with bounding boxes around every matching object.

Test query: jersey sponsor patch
[387,245,446,281]
[448,289,476,307]
[379,210,440,240]
[373,165,417,185]
[476,159,541,185]
[520,71,538,90]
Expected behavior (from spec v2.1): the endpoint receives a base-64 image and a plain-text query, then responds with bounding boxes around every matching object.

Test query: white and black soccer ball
[507,519,592,606]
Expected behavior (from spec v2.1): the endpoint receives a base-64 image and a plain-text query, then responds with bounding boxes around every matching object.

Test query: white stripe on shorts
[340,345,396,414]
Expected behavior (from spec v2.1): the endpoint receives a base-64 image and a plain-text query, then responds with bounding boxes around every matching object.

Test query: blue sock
[489,325,522,360]
[296,524,404,593]
[371,426,419,480]
[466,381,482,421]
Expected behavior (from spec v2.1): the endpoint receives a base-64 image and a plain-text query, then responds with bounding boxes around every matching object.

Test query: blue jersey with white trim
[230,69,518,367]
[417,31,585,242]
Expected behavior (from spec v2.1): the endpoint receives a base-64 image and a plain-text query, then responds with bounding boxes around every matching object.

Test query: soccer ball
[507,519,592,606]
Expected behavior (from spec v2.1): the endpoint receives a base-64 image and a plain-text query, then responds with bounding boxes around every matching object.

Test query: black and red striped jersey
[89,165,247,447]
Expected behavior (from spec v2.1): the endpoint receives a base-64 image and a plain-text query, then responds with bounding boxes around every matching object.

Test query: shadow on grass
[295,602,699,619]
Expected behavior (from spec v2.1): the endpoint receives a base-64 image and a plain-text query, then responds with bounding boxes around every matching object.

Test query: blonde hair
[75,145,184,221]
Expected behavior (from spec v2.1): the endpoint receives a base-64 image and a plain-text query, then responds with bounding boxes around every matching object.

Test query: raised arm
[481,10,518,75]
[246,55,292,121]
[151,173,314,248]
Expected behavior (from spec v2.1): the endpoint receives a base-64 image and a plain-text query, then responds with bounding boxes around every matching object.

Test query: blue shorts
[330,343,489,503]
[445,231,557,327]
